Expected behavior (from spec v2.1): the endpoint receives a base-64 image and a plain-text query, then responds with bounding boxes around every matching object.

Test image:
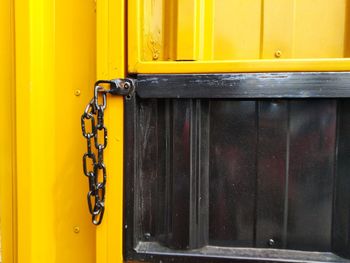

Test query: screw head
[144,233,151,240]
[73,226,80,233]
[74,90,81,96]
[275,50,282,58]
[153,53,159,60]
[268,238,275,247]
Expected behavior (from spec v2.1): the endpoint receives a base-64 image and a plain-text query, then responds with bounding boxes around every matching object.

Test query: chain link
[81,79,133,225]
[81,84,110,225]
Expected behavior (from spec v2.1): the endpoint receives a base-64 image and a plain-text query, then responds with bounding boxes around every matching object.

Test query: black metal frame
[123,72,350,263]
[136,72,350,98]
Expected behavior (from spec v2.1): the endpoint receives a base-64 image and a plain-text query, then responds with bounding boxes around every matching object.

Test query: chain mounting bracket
[95,78,135,97]
[81,78,134,225]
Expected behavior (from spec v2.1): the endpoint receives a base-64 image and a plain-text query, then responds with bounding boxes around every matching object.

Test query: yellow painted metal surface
[129,0,350,73]
[0,0,125,261]
[0,0,97,262]
[0,0,16,262]
[2,1,349,263]
[96,0,125,262]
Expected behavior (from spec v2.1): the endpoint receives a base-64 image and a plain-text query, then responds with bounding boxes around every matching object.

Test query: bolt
[268,238,275,247]
[123,82,130,90]
[74,90,81,96]
[275,50,282,58]
[144,233,151,240]
[153,53,159,60]
[73,226,80,234]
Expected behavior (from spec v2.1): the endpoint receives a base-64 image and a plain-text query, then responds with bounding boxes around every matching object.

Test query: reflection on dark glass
[209,100,257,247]
[333,100,350,258]
[137,99,159,237]
[256,100,288,249]
[134,98,342,254]
[287,100,336,251]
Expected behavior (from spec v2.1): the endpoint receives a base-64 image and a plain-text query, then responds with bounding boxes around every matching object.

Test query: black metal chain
[81,85,108,225]
[81,79,133,225]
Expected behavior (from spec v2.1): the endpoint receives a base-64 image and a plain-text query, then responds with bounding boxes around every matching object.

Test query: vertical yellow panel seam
[203,0,214,60]
[128,0,141,70]
[163,0,177,60]
[11,0,18,260]
[291,0,296,58]
[11,0,17,260]
[259,0,265,59]
[344,1,350,57]
[1,0,17,261]
[176,0,197,60]
[195,0,202,60]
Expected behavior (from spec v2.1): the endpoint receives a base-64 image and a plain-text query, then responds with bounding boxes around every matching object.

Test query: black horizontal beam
[135,72,350,98]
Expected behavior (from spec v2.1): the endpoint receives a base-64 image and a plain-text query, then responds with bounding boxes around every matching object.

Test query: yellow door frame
[0,0,16,261]
[96,0,125,262]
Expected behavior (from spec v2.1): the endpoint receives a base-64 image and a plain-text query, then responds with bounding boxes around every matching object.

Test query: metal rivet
[144,233,151,240]
[73,226,80,233]
[275,50,282,58]
[153,53,159,60]
[268,238,275,246]
[75,90,81,96]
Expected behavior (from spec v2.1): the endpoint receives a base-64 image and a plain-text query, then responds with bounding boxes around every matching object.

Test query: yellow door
[128,0,350,73]
[98,1,350,263]
[97,0,350,262]
[2,1,350,263]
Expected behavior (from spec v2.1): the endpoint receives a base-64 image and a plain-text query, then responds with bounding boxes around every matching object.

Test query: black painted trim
[136,72,350,98]
[123,95,137,259]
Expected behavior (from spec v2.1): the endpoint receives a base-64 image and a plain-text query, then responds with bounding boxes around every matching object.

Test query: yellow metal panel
[14,0,96,262]
[96,0,125,263]
[0,0,16,261]
[142,0,165,61]
[261,0,295,59]
[346,2,350,57]
[201,0,214,60]
[140,0,212,61]
[293,0,347,58]
[129,0,142,70]
[163,0,178,60]
[54,0,97,261]
[15,0,56,261]
[176,0,198,60]
[129,0,350,73]
[213,0,262,60]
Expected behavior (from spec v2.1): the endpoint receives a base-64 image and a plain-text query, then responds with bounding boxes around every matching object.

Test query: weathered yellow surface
[129,0,350,73]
